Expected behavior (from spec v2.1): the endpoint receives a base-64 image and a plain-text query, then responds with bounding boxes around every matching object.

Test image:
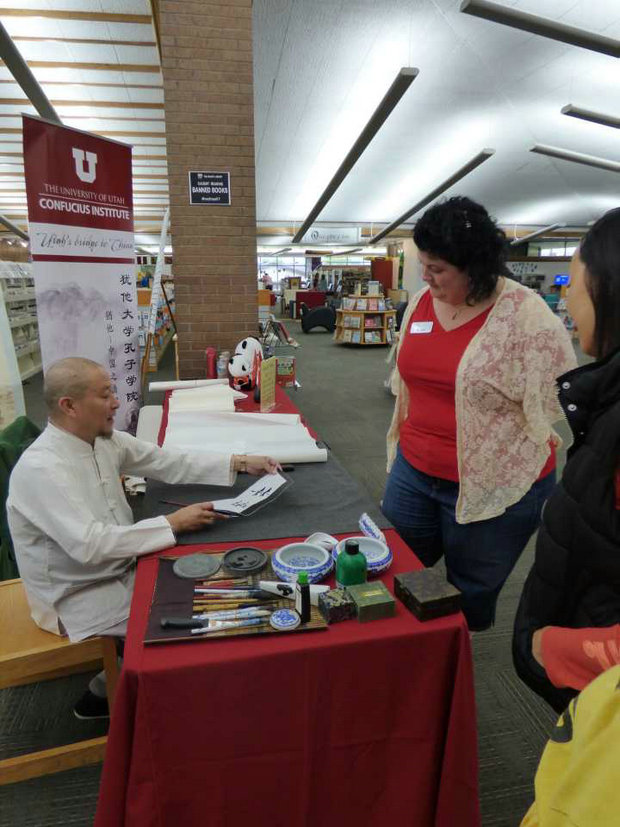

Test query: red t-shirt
[398,291,555,482]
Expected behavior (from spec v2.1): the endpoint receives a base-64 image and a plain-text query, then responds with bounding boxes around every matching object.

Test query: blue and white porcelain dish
[270,608,301,631]
[333,536,393,576]
[272,542,334,584]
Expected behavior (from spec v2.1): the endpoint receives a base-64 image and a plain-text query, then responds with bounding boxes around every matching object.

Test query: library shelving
[0,262,41,381]
[334,295,396,346]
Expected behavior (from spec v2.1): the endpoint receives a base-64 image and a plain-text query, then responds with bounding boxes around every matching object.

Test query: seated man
[7,357,277,716]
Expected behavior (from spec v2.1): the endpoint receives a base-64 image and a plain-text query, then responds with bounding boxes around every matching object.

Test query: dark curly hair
[580,207,620,358]
[413,196,508,304]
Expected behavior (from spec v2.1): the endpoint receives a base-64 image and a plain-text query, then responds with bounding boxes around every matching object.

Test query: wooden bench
[0,578,120,785]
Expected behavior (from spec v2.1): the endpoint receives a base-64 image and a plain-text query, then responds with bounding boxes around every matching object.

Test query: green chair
[0,416,41,581]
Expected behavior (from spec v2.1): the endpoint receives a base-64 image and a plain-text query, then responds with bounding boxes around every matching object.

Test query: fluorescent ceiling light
[0,213,28,240]
[260,247,291,257]
[292,67,419,244]
[330,248,362,256]
[369,148,495,244]
[460,0,620,58]
[530,144,620,173]
[510,223,563,247]
[561,104,620,130]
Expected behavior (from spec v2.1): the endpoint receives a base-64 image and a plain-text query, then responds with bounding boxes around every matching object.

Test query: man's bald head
[44,357,106,415]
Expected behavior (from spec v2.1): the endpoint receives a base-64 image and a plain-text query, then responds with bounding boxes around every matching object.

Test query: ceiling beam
[8,61,160,73]
[0,21,60,123]
[0,98,164,109]
[0,113,165,122]
[369,148,495,244]
[0,10,152,24]
[150,0,162,62]
[0,79,163,90]
[292,67,419,244]
[12,36,157,48]
[460,0,620,58]
[0,128,165,137]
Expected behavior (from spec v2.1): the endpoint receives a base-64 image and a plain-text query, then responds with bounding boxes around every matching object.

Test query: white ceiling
[0,0,617,247]
[253,0,620,232]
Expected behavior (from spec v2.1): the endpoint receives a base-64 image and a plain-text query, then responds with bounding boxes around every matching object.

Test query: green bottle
[336,540,367,588]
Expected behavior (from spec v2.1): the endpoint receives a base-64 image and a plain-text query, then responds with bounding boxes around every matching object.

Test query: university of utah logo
[71,148,98,183]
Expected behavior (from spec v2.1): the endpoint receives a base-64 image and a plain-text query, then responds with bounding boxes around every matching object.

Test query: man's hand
[166,503,228,535]
[246,455,279,476]
[234,454,280,476]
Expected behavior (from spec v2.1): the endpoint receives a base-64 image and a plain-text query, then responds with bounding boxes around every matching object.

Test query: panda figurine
[228,336,263,392]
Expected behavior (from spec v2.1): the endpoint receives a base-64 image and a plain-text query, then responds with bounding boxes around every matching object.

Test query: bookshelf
[334,296,396,346]
[137,282,175,372]
[0,262,41,381]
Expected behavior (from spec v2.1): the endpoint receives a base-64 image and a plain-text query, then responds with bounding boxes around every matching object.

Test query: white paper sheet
[211,472,289,515]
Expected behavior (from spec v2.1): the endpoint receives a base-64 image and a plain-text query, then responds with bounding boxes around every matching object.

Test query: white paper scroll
[149,378,229,392]
[164,410,327,463]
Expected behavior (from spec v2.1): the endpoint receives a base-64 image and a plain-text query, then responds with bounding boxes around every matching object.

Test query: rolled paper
[149,378,229,392]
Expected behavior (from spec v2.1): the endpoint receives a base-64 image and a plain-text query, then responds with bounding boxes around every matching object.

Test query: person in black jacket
[513,207,620,713]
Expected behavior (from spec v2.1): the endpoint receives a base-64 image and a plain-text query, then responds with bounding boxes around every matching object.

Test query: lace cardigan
[386,278,578,524]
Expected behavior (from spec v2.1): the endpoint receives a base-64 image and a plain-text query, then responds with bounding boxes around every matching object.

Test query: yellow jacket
[522,665,620,827]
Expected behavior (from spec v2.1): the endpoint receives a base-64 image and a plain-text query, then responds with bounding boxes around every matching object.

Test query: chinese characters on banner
[22,115,140,432]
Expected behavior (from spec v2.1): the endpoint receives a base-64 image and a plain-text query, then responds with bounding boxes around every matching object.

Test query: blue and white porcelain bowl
[273,542,334,584]
[333,536,393,576]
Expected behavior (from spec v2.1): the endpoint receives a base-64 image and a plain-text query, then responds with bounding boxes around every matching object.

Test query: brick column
[159,1,257,377]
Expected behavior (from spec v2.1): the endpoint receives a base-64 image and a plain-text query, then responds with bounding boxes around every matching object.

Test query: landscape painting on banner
[22,115,140,432]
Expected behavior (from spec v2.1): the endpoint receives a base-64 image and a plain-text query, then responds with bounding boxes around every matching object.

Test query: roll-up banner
[22,114,140,432]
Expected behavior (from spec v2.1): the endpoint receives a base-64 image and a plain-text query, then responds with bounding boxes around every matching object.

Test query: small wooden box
[318,589,356,624]
[394,570,461,621]
[345,582,395,622]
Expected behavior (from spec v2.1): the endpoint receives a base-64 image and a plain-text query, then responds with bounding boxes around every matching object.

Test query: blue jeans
[382,448,555,630]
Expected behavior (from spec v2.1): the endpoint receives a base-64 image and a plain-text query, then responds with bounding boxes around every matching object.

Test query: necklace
[450,303,468,321]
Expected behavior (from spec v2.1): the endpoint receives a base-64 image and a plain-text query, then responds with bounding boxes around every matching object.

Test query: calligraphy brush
[193,600,278,610]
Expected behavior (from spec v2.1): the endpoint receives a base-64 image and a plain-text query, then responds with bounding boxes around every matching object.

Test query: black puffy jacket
[513,348,620,713]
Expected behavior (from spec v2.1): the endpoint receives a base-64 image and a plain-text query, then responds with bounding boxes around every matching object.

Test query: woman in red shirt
[382,197,575,631]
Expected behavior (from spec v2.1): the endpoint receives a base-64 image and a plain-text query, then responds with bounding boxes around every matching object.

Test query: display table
[95,389,479,826]
[95,532,479,827]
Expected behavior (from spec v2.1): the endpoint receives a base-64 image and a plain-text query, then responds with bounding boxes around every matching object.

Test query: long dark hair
[580,208,620,358]
[413,196,508,304]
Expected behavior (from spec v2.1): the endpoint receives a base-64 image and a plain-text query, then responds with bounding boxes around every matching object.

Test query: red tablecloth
[95,532,479,827]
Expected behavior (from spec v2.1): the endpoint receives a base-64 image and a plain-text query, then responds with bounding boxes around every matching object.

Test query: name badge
[410,321,433,334]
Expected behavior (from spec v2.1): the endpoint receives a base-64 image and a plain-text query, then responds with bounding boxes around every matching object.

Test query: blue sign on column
[188,171,231,205]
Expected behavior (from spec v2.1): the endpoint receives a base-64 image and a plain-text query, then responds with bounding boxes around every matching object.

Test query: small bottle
[336,540,367,589]
[217,351,230,379]
[295,571,311,624]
